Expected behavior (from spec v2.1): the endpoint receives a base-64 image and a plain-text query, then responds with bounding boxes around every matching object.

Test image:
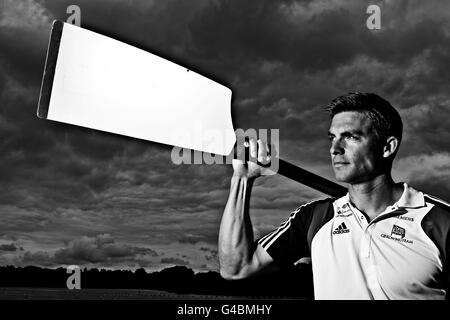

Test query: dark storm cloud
[203,248,218,263]
[53,234,158,264]
[188,0,450,73]
[40,0,210,75]
[177,230,220,245]
[22,250,54,266]
[160,257,189,266]
[0,243,19,252]
[16,234,161,267]
[0,0,52,86]
[400,102,450,155]
[394,153,450,201]
[188,0,367,74]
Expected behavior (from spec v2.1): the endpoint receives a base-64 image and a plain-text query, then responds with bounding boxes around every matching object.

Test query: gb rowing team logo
[381,224,413,244]
[390,225,405,239]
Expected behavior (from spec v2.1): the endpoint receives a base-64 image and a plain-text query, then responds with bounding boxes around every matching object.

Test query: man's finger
[258,139,271,165]
[257,139,266,163]
[249,138,258,159]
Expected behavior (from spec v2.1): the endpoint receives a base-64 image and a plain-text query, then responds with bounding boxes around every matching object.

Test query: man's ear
[383,136,399,158]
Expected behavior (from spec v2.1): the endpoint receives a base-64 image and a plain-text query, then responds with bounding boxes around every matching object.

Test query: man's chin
[335,174,373,185]
[335,177,350,184]
[333,172,352,184]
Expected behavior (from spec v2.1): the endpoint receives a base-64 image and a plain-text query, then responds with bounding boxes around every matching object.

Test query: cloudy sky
[0,0,449,272]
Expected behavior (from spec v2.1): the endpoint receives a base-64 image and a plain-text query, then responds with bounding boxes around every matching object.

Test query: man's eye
[347,135,359,141]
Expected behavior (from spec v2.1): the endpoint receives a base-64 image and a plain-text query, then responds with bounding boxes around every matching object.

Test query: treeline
[0,264,313,298]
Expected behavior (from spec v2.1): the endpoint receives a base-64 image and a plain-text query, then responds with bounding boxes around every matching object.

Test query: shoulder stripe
[258,198,329,249]
[424,194,450,210]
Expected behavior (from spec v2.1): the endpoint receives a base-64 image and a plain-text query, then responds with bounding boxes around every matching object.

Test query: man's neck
[347,175,403,222]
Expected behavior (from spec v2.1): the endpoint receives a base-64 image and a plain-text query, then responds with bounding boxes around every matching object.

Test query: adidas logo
[333,222,350,234]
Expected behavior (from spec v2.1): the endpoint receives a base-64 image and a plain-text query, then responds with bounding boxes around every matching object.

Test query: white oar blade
[38,21,236,156]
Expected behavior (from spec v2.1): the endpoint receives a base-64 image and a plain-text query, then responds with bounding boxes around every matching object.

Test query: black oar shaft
[277,159,347,198]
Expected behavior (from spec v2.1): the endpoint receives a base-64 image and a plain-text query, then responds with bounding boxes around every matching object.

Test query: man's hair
[325,92,403,150]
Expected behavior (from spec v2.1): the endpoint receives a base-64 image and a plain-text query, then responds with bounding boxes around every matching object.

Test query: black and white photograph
[0,0,449,315]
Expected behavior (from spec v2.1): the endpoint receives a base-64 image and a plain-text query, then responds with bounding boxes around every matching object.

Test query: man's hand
[232,138,271,179]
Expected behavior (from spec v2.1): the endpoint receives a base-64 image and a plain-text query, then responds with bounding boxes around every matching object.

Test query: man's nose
[330,138,344,155]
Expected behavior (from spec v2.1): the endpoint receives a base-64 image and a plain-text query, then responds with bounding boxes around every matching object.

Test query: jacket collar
[335,182,425,210]
[396,183,425,208]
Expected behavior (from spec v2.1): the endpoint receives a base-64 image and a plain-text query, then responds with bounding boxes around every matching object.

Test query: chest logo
[381,224,413,244]
[337,203,353,217]
[332,222,350,234]
[391,225,405,239]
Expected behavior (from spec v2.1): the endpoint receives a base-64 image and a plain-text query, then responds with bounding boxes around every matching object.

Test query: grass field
[0,287,281,300]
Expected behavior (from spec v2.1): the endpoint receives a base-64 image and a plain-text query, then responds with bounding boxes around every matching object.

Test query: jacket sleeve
[257,201,319,266]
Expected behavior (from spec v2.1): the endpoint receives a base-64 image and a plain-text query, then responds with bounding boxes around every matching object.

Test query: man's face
[328,111,384,184]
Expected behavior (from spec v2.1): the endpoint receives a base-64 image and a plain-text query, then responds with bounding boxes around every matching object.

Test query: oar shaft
[277,158,347,198]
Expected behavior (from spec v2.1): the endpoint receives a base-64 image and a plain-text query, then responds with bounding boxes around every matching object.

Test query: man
[218,92,450,300]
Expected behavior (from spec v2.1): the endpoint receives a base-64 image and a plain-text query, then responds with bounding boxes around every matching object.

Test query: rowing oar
[277,159,345,197]
[37,20,347,198]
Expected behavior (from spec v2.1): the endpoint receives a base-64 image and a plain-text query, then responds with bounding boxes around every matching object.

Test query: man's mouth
[333,161,349,167]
